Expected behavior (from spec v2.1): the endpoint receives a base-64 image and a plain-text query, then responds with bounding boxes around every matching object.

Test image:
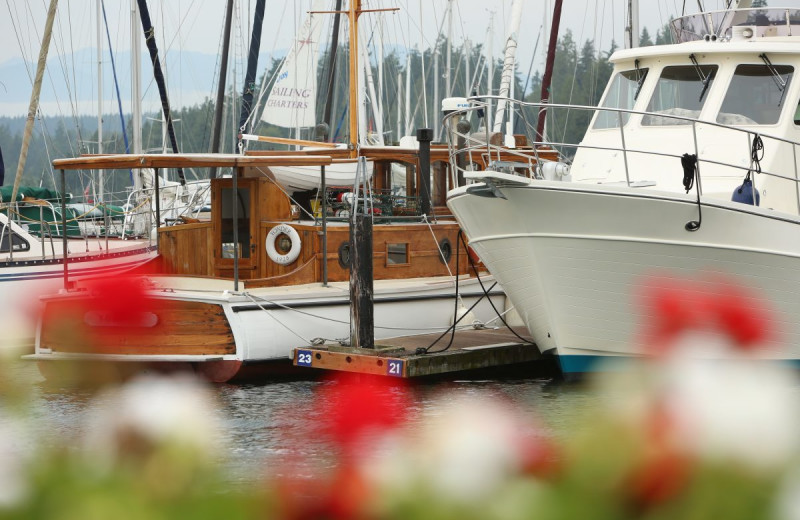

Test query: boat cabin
[155,145,539,287]
[573,7,800,216]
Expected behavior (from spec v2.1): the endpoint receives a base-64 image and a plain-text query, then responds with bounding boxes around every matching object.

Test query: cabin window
[718,64,793,125]
[0,226,30,253]
[593,68,648,129]
[220,187,251,259]
[386,243,409,266]
[643,65,718,126]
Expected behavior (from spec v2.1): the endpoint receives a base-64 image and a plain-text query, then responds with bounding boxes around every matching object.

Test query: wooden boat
[25,142,554,382]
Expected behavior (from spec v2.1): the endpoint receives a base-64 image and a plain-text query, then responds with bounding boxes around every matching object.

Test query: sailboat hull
[447,181,800,375]
[28,275,507,382]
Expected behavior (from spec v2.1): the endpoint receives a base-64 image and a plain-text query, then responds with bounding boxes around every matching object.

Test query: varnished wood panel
[40,298,235,356]
[158,222,213,276]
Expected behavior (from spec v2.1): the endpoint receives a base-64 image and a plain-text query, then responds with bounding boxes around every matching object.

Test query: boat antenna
[136,0,185,186]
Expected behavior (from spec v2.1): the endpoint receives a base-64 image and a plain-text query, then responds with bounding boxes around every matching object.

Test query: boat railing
[444,96,800,214]
[670,8,800,43]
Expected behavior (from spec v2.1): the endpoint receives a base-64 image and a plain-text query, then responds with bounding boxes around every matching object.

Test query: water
[9,361,601,485]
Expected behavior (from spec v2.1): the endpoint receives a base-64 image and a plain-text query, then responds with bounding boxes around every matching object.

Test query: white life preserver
[266,224,302,265]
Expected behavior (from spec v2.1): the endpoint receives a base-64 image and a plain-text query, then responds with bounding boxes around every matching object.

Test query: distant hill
[0,48,281,117]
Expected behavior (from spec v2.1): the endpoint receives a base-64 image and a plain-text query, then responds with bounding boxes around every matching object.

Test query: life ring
[266,224,302,265]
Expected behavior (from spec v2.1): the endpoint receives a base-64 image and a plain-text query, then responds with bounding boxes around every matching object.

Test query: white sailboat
[447,3,800,377]
[0,0,157,350]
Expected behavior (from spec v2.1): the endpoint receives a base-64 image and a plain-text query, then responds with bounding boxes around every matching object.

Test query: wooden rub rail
[293,327,550,379]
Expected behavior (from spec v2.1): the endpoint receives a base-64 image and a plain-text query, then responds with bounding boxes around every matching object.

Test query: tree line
[0,24,674,199]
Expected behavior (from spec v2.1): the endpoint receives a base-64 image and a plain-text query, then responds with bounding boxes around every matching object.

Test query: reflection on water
[11,361,601,485]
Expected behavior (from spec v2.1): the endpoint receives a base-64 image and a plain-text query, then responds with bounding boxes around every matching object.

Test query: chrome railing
[444,96,800,215]
[671,8,800,42]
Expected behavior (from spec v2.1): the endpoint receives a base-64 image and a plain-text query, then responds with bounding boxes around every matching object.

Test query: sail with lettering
[261,0,326,129]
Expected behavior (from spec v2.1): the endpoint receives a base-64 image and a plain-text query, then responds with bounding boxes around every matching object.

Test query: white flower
[0,409,30,508]
[367,394,539,504]
[83,374,222,465]
[661,352,800,472]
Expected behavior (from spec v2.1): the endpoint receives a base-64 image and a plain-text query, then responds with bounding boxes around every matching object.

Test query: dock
[293,326,557,379]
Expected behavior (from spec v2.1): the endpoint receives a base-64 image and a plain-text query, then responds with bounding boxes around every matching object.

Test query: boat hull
[447,181,800,375]
[1,244,157,351]
[28,275,509,382]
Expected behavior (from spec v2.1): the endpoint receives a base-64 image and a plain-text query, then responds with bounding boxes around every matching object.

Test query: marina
[6,0,800,517]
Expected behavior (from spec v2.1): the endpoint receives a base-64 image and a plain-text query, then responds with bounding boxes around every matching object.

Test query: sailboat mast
[136,0,184,185]
[535,0,563,143]
[10,0,58,206]
[347,0,361,157]
[237,0,267,142]
[97,0,104,202]
[323,0,344,135]
[627,0,640,48]
[492,0,523,134]
[210,0,234,178]
[131,1,142,155]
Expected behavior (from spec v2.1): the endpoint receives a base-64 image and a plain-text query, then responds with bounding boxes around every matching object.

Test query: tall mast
[237,0,267,143]
[322,0,344,134]
[535,0,563,143]
[446,0,453,98]
[96,0,104,202]
[492,0,523,133]
[210,0,234,178]
[347,0,361,157]
[486,11,494,130]
[627,0,640,48]
[10,0,58,207]
[432,36,439,140]
[131,1,142,155]
[136,0,184,185]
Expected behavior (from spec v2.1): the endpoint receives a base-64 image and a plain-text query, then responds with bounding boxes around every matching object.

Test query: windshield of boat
[643,65,718,126]
[593,68,649,129]
[717,64,794,126]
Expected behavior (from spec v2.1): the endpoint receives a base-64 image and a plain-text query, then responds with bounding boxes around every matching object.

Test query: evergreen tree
[640,27,654,47]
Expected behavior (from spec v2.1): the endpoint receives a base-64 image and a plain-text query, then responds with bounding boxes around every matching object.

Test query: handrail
[443,96,800,214]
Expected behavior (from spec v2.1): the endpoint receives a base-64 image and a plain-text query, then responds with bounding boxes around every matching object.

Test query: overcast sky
[0,0,770,115]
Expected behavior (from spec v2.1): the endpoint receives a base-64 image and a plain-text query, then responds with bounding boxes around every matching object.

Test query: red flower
[626,403,692,511]
[314,373,411,456]
[640,276,772,355]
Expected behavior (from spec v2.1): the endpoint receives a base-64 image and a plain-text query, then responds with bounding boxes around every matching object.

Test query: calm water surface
[10,362,604,484]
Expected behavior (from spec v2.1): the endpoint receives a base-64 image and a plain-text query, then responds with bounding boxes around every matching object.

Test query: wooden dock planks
[293,327,551,378]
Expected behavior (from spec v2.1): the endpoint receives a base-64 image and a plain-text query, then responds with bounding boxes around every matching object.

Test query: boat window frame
[642,63,719,127]
[592,67,650,130]
[385,242,410,267]
[717,63,795,126]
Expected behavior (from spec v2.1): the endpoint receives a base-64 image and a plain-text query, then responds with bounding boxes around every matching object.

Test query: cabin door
[213,177,259,279]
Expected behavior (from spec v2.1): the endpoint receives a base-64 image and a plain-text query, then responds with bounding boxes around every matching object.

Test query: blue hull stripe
[558,354,800,375]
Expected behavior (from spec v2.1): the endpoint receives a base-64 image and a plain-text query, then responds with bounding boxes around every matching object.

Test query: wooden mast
[347,0,361,158]
[535,0,563,143]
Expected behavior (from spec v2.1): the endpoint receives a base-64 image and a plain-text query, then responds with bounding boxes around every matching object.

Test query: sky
[0,0,759,116]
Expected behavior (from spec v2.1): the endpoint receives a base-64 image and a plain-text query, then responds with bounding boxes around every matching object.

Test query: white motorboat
[446,6,800,377]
